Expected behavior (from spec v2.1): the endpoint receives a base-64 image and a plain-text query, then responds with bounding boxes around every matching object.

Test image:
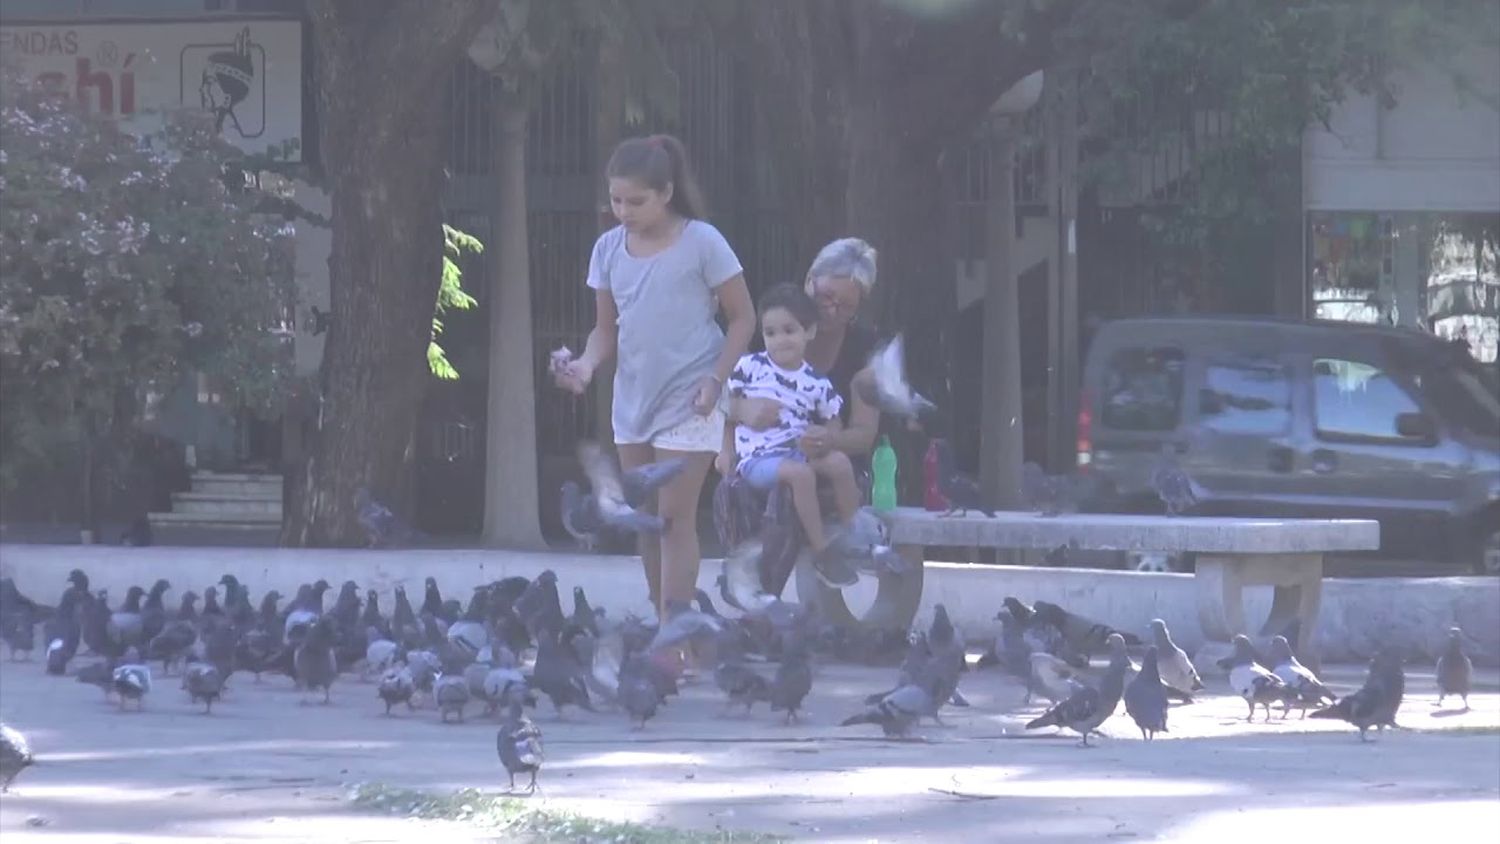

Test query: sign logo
[182,27,265,139]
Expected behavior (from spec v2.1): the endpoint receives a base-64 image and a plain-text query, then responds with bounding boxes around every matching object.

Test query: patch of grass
[349,783,785,844]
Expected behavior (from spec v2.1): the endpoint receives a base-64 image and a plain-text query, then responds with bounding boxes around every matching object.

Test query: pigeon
[1033,600,1142,656]
[1150,444,1201,516]
[1123,646,1170,740]
[769,638,814,723]
[531,628,595,717]
[0,723,34,792]
[574,441,674,536]
[147,612,199,677]
[565,453,688,548]
[1311,648,1406,740]
[112,647,152,711]
[364,627,402,678]
[446,588,491,655]
[355,487,423,547]
[1149,619,1203,700]
[497,700,544,793]
[107,585,147,651]
[434,673,471,723]
[1024,633,1129,746]
[932,438,994,517]
[182,662,226,713]
[1436,627,1472,710]
[482,665,535,715]
[648,603,723,654]
[714,660,773,715]
[617,653,664,729]
[2,602,35,661]
[1268,634,1336,718]
[570,587,600,637]
[841,683,933,739]
[853,334,936,423]
[139,579,171,644]
[294,617,338,704]
[515,571,566,639]
[377,664,417,715]
[1221,634,1290,722]
[1022,462,1080,517]
[822,508,911,578]
[1028,652,1088,706]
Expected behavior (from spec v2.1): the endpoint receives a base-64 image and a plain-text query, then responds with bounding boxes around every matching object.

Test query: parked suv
[1078,317,1500,574]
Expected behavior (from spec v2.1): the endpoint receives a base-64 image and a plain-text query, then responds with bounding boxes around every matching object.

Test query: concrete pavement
[1,646,1496,842]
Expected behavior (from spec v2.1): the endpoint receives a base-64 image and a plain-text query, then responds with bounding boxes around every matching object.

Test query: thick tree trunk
[482,92,546,548]
[285,0,499,547]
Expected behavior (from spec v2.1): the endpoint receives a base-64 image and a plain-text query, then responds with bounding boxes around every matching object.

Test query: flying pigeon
[1028,652,1088,706]
[1123,646,1170,740]
[1268,634,1336,718]
[571,441,675,537]
[1436,627,1472,711]
[852,334,936,423]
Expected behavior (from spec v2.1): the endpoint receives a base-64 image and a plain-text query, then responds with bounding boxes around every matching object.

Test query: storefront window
[1310,211,1500,362]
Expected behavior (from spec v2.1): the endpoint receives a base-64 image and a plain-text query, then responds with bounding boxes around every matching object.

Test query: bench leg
[1194,553,1324,676]
[794,543,925,632]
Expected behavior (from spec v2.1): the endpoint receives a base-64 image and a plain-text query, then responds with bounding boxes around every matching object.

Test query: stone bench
[814,507,1379,670]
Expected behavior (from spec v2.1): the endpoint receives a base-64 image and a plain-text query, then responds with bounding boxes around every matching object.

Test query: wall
[1304,43,1500,213]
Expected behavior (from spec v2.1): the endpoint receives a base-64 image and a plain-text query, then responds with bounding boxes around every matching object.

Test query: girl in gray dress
[555,135,756,618]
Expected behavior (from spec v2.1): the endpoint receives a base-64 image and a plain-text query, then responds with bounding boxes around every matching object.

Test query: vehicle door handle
[1311,449,1338,474]
[1267,446,1294,473]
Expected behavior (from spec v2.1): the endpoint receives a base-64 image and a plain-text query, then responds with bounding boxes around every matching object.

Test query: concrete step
[171,493,282,517]
[149,509,281,526]
[191,472,282,497]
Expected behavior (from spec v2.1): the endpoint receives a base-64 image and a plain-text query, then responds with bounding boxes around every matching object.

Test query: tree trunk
[482,91,546,548]
[285,0,500,547]
[980,121,1023,509]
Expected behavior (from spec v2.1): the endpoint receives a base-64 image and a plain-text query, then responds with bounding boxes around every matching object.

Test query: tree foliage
[0,70,296,493]
[429,223,482,380]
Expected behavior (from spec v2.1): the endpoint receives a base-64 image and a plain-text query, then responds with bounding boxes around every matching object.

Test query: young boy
[718,284,862,569]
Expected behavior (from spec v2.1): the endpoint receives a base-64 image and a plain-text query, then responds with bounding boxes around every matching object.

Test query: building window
[1310,211,1500,362]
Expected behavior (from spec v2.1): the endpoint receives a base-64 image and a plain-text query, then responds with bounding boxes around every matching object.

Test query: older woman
[732,238,883,461]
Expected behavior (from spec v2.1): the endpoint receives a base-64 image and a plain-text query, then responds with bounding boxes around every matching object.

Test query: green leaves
[428,223,483,380]
[0,68,296,490]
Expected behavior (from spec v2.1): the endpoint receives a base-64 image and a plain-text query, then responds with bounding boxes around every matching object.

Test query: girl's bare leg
[650,448,715,619]
[616,442,662,611]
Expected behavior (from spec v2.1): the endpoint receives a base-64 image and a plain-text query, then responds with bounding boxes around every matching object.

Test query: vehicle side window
[1199,360,1292,435]
[1312,358,1423,442]
[1101,347,1184,431]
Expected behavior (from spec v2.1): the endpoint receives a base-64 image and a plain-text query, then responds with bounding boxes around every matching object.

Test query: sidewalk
[1,650,1496,842]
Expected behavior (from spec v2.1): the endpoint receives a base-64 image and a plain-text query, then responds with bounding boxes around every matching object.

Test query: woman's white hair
[805,237,878,294]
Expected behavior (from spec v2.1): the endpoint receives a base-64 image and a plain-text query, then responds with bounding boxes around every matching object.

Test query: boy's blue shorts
[739,448,806,491]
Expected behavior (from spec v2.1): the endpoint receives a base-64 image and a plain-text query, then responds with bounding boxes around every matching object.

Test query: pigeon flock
[0,559,1483,801]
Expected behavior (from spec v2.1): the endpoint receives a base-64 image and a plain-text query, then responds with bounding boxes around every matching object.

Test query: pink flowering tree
[0,69,296,531]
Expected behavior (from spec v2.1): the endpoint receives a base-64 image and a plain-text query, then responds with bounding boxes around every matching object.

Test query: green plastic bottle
[871,434,898,512]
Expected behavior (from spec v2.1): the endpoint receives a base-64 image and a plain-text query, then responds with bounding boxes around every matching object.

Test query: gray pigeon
[377,664,416,715]
[841,683,933,739]
[1024,633,1129,746]
[647,603,723,654]
[293,617,338,704]
[1123,646,1170,740]
[111,647,152,711]
[1435,627,1472,711]
[1222,634,1290,722]
[714,660,773,714]
[1311,648,1406,740]
[576,440,670,536]
[617,654,663,729]
[1150,444,1200,516]
[1149,619,1203,699]
[1268,634,1336,718]
[434,673,471,723]
[769,639,814,723]
[182,662,226,713]
[932,439,995,517]
[853,334,935,423]
[497,700,543,793]
[1028,652,1087,705]
[0,722,34,792]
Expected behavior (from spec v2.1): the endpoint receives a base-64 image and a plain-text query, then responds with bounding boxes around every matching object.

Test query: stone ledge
[1,542,1491,667]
